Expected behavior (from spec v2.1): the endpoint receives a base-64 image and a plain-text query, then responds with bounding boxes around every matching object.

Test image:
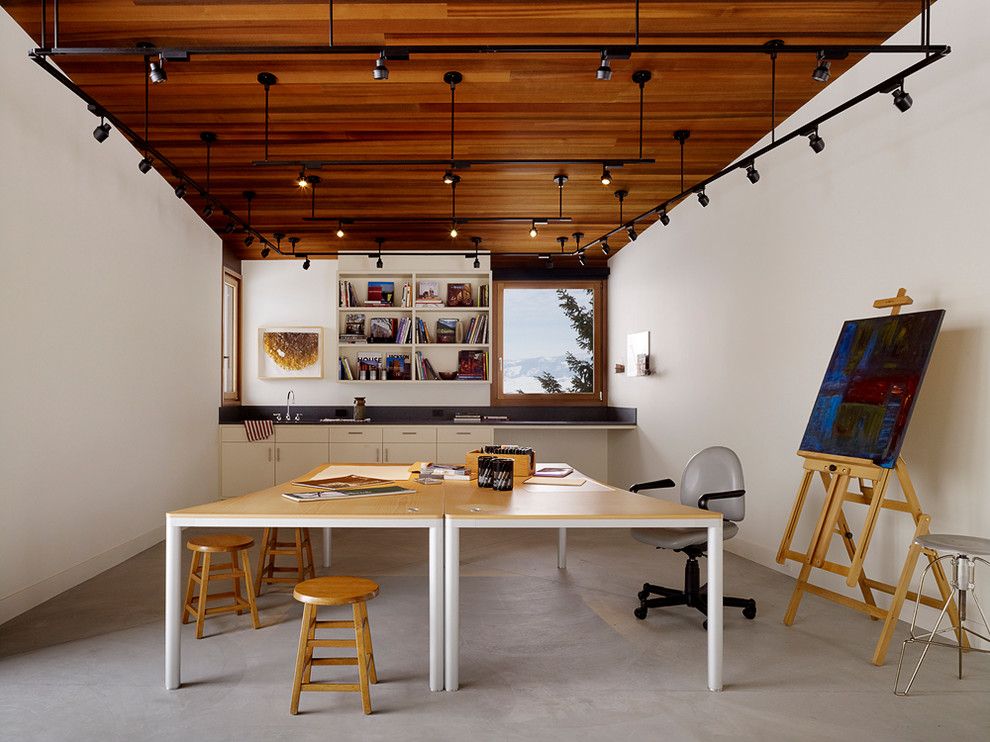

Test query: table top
[169,463,717,523]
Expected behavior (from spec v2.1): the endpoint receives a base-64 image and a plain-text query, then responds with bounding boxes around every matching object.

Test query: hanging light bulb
[450,224,458,238]
[296,167,309,188]
[336,220,345,238]
[600,165,612,185]
[529,221,539,238]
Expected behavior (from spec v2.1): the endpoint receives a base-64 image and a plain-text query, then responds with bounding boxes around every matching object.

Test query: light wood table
[442,474,726,692]
[165,465,446,692]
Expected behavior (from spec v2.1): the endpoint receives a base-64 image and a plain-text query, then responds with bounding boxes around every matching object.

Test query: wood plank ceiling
[3,1,927,264]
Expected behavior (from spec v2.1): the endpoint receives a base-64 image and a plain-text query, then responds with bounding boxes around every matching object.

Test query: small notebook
[523,476,586,486]
[535,466,574,478]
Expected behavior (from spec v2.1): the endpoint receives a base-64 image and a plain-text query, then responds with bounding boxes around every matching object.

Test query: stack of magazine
[283,474,415,501]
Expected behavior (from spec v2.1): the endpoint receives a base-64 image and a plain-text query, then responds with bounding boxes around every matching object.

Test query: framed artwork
[626,331,650,377]
[258,326,324,379]
[799,309,944,468]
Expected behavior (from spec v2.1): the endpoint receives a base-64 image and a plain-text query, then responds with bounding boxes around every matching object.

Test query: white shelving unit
[336,258,492,385]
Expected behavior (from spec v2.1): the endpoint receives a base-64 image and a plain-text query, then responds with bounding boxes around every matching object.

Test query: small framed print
[258,326,324,379]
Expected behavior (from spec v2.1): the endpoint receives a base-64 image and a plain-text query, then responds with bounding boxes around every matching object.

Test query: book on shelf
[357,353,383,380]
[436,318,461,344]
[415,280,443,305]
[339,357,354,380]
[366,281,395,306]
[479,284,489,308]
[462,315,488,344]
[344,313,366,336]
[457,349,488,380]
[338,280,359,307]
[401,282,412,307]
[339,334,367,344]
[414,351,441,380]
[369,317,397,342]
[447,283,473,307]
[415,317,434,343]
[385,353,412,380]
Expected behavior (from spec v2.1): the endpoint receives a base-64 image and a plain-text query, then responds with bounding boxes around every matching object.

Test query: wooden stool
[182,534,260,639]
[256,528,316,596]
[290,576,379,715]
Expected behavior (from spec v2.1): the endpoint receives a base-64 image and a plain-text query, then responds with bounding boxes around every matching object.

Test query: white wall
[608,0,989,621]
[0,11,221,622]
[241,255,493,406]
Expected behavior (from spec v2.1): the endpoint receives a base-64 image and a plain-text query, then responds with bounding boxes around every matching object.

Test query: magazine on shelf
[457,350,487,380]
[436,318,460,344]
[385,353,412,380]
[369,317,396,341]
[366,281,395,306]
[344,313,366,336]
[416,280,443,304]
[446,283,473,307]
[357,353,383,380]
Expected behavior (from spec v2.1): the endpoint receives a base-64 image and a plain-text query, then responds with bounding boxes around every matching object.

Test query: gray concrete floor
[1,528,987,741]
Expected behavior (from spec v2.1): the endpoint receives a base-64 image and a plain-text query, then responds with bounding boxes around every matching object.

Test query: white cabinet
[333,442,384,463]
[276,442,330,482]
[221,441,275,499]
[384,441,437,464]
[436,426,494,464]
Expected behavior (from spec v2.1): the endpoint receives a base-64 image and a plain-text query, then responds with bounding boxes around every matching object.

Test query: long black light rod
[27,51,286,256]
[304,216,573,224]
[579,47,951,254]
[34,43,947,58]
[253,158,654,168]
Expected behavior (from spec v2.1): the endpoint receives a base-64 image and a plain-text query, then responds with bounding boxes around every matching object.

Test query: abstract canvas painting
[799,309,944,468]
[258,326,323,379]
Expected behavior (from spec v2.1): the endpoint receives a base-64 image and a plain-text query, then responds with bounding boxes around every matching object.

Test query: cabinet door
[221,441,275,499]
[437,442,480,465]
[383,442,437,465]
[276,442,330,483]
[332,442,383,464]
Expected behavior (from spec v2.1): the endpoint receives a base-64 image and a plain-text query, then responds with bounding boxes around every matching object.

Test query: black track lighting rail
[303,216,573,225]
[34,43,947,58]
[578,48,950,255]
[252,158,654,168]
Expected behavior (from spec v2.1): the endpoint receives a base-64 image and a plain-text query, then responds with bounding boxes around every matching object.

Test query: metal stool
[894,533,990,696]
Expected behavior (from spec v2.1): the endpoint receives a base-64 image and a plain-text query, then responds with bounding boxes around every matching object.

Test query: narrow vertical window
[222,270,240,402]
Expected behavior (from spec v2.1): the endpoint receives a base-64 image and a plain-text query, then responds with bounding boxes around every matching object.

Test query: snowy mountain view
[502,354,590,393]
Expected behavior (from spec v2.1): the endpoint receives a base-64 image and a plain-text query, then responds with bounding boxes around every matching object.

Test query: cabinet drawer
[437,426,494,444]
[221,424,274,443]
[276,426,330,444]
[383,426,437,443]
[330,426,383,443]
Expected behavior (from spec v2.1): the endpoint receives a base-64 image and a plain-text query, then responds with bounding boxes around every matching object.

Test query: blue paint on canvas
[799,309,944,468]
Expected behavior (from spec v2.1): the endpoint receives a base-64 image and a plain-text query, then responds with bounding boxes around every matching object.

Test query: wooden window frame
[222,268,241,404]
[492,279,607,407]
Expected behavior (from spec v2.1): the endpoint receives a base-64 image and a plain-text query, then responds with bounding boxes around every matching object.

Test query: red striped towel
[244,419,274,442]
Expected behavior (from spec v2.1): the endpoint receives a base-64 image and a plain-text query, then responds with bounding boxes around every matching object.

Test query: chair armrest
[697,489,745,510]
[629,478,675,493]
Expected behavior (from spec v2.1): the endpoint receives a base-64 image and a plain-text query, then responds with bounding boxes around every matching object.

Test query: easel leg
[812,473,850,568]
[872,514,930,666]
[836,509,879,617]
[846,469,890,587]
[777,470,814,565]
[783,561,812,626]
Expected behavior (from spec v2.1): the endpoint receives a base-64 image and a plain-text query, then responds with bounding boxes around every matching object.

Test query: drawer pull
[402,432,415,435]
[456,432,470,435]
[348,431,361,435]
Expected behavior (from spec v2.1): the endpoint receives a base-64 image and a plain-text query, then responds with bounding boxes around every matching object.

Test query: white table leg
[557,527,567,569]
[429,523,444,691]
[322,527,332,568]
[707,521,723,692]
[444,519,460,691]
[165,522,182,690]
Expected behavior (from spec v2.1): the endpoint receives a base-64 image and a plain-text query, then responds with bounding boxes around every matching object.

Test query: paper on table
[309,464,415,482]
[524,476,586,486]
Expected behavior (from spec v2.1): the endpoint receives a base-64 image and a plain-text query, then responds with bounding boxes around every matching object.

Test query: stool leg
[294,529,306,583]
[302,606,317,684]
[195,553,212,640]
[360,601,378,684]
[255,528,270,596]
[230,552,244,615]
[290,603,314,715]
[182,551,200,624]
[353,602,372,714]
[240,549,261,630]
[303,528,316,579]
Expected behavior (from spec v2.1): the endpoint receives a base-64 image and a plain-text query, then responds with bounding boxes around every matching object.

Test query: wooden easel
[775,289,963,665]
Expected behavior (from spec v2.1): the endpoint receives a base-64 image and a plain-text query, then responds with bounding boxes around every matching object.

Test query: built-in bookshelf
[336,268,492,384]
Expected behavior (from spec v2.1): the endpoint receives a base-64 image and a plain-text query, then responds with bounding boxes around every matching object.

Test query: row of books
[414,351,442,380]
[456,349,488,380]
[339,353,413,381]
[463,315,488,344]
[338,280,413,308]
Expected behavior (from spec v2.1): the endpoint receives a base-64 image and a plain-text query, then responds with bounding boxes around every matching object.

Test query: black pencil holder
[477,455,495,488]
[492,457,515,491]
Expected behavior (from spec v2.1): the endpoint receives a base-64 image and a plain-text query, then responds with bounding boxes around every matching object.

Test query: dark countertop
[219,405,636,427]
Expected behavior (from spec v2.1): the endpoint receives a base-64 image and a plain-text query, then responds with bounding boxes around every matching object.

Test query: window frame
[492,279,607,407]
[221,268,241,404]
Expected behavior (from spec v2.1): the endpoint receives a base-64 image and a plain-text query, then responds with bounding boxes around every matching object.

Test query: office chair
[630,446,756,627]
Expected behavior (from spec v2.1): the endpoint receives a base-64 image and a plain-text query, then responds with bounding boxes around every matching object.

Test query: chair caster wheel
[637,590,650,601]
[633,606,648,620]
[743,602,757,620]
[702,620,708,631]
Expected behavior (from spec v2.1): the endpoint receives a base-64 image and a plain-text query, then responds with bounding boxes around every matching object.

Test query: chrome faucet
[286,390,295,422]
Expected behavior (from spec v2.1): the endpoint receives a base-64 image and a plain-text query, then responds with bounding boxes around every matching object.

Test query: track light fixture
[148,53,167,84]
[223,219,236,234]
[657,208,670,226]
[376,256,384,269]
[442,170,457,185]
[202,203,214,218]
[596,51,612,81]
[696,188,710,207]
[572,232,584,252]
[577,253,586,267]
[174,182,187,199]
[601,240,611,256]
[807,127,826,153]
[600,165,613,185]
[471,237,482,269]
[745,161,760,184]
[138,157,153,174]
[529,221,539,238]
[244,234,255,247]
[296,167,309,188]
[243,191,255,246]
[375,238,385,268]
[336,220,345,238]
[93,117,111,143]
[812,51,831,83]
[260,245,270,258]
[302,256,311,270]
[626,224,638,241]
[892,83,913,112]
[373,51,389,81]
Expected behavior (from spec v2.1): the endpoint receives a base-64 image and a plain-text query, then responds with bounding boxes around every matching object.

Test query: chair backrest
[680,446,745,522]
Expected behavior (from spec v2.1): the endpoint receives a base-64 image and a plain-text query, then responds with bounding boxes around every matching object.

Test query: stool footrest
[301,682,361,692]
[309,639,355,648]
[315,620,355,629]
[310,657,359,666]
